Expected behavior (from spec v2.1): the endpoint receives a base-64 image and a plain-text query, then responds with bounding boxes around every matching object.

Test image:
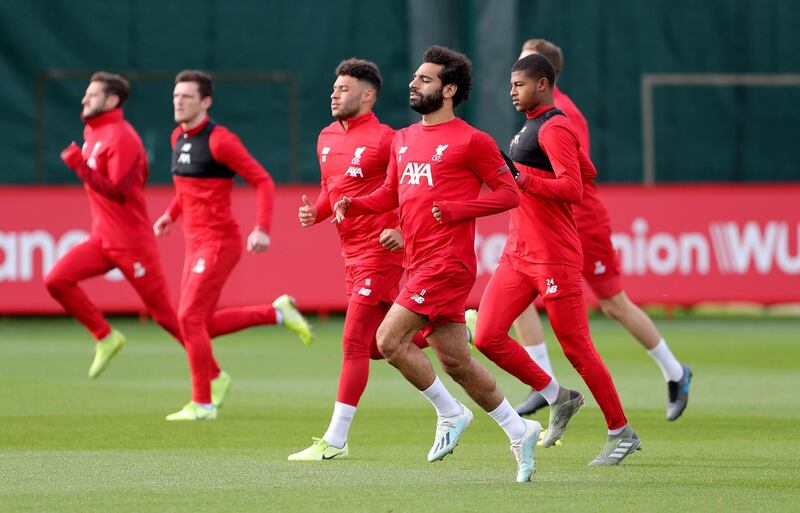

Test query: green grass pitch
[1,315,798,512]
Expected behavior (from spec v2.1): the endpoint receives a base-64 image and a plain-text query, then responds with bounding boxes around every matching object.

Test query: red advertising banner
[1,184,798,314]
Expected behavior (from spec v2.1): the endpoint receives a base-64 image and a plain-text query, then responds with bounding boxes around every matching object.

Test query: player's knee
[473,323,501,355]
[439,353,470,381]
[43,270,68,296]
[342,334,372,361]
[376,324,400,359]
[599,295,628,321]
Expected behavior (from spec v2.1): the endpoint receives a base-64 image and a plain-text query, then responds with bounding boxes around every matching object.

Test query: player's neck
[421,108,455,126]
[181,113,207,131]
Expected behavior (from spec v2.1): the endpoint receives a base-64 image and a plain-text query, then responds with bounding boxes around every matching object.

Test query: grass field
[1,315,799,512]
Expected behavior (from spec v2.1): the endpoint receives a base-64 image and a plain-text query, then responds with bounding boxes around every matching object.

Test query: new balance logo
[432,144,448,162]
[410,288,427,304]
[545,278,558,295]
[351,146,367,165]
[358,287,372,296]
[321,146,331,163]
[344,166,363,178]
[594,260,607,275]
[400,162,434,186]
[133,262,146,278]
[397,146,408,163]
[87,141,102,170]
[193,258,206,274]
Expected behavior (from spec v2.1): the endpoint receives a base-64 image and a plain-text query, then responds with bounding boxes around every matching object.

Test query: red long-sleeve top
[165,117,274,247]
[314,111,402,267]
[348,118,518,276]
[69,108,156,249]
[507,106,596,268]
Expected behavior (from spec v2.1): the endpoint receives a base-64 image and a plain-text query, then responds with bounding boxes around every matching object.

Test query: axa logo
[345,166,363,178]
[432,144,448,162]
[410,288,427,304]
[321,146,331,163]
[397,146,408,163]
[351,146,367,165]
[545,278,558,295]
[177,152,191,165]
[400,162,434,186]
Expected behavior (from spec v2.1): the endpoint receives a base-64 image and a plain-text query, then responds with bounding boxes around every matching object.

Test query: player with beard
[333,46,543,483]
[289,58,432,461]
[153,70,314,421]
[46,71,184,379]
[469,39,690,422]
[472,53,640,465]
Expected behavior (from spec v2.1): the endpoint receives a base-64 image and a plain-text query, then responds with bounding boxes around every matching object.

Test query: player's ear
[443,83,457,99]
[202,96,213,110]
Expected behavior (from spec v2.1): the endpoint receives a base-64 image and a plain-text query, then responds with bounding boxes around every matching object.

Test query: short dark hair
[335,58,382,94]
[175,70,214,98]
[511,53,555,90]
[422,45,472,107]
[521,39,563,78]
[90,71,130,106]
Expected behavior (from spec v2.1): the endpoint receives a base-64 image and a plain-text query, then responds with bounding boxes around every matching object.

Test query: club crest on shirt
[87,141,103,170]
[594,260,607,275]
[432,144,448,162]
[321,147,331,162]
[351,146,367,165]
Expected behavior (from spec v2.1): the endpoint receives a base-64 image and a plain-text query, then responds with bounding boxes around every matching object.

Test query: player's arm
[60,140,140,203]
[154,196,181,236]
[210,127,274,252]
[515,123,585,203]
[432,133,519,224]
[379,226,404,251]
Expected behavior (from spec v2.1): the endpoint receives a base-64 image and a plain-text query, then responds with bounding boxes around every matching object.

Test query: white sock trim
[647,339,683,382]
[322,401,357,449]
[488,398,527,440]
[421,376,462,418]
[275,310,284,325]
[539,378,560,404]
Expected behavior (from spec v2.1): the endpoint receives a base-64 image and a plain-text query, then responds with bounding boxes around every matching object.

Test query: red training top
[314,111,402,267]
[165,117,274,248]
[348,117,519,277]
[508,105,597,268]
[70,108,156,249]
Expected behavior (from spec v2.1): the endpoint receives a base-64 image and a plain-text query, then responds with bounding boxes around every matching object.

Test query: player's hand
[298,194,317,227]
[153,214,173,237]
[247,227,271,254]
[332,196,352,224]
[379,228,404,251]
[432,205,443,223]
[60,142,84,171]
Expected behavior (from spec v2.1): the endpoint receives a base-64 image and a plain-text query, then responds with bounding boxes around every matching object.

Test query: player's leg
[596,289,691,421]
[207,296,313,346]
[543,280,639,463]
[166,241,239,420]
[44,238,114,340]
[511,304,554,415]
[473,258,555,394]
[44,238,127,378]
[426,321,542,483]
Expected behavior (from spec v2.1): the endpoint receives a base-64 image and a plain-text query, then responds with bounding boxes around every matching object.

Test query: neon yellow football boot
[273,294,314,346]
[211,370,232,407]
[288,437,349,461]
[165,402,218,421]
[88,328,126,379]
